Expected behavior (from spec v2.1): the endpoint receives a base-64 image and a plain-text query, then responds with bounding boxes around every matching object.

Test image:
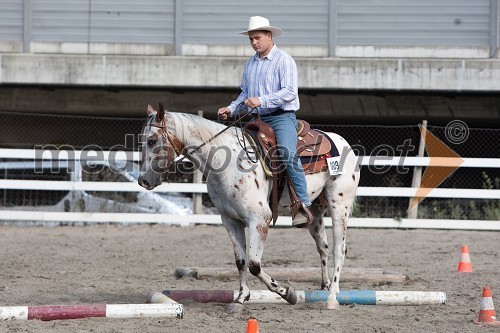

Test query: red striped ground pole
[0,303,183,321]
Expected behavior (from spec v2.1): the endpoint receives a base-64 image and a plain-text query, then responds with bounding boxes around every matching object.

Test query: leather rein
[149,108,254,167]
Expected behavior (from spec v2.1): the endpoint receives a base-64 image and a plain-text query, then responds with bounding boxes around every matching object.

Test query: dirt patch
[0,224,498,332]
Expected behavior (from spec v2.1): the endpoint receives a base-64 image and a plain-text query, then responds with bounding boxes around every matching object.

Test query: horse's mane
[168,112,235,146]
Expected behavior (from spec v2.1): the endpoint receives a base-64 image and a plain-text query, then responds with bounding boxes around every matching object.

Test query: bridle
[148,106,254,170]
[149,115,184,169]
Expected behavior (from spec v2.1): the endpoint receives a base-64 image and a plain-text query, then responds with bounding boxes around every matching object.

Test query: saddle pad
[300,129,340,174]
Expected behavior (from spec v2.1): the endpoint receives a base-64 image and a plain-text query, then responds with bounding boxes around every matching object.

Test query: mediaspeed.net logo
[408,120,468,210]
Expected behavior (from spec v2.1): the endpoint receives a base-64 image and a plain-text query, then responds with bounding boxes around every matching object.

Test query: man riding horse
[138,16,360,312]
[218,16,313,228]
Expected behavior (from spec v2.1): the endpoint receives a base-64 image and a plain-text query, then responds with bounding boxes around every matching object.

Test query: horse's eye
[148,139,157,147]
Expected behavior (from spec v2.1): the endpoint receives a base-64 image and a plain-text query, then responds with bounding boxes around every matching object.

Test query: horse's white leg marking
[220,214,249,305]
[307,194,331,290]
[325,153,359,310]
[247,217,298,305]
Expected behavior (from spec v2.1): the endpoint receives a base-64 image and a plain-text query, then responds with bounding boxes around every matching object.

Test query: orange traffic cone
[478,285,497,322]
[457,245,472,272]
[475,285,500,327]
[246,318,259,333]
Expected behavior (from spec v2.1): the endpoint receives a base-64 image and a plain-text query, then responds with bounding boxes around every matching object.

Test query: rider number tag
[326,156,344,176]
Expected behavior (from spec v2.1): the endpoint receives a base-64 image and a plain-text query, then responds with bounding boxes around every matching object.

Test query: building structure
[0,0,498,124]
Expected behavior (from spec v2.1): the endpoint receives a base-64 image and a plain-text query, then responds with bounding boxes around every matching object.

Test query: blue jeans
[262,112,311,207]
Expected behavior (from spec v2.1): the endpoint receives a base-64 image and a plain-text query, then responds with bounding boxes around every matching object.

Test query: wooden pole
[192,110,204,214]
[174,267,408,284]
[408,119,427,219]
[162,289,446,305]
[0,303,183,321]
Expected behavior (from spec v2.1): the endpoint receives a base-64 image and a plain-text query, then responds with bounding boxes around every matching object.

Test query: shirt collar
[253,44,277,61]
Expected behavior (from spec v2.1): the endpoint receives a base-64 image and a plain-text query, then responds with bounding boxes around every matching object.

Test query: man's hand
[218,107,231,121]
[245,97,261,109]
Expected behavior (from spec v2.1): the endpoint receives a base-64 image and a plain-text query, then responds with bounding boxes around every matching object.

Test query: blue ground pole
[305,290,377,305]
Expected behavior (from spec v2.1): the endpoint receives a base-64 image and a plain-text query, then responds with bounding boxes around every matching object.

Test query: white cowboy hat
[239,16,282,37]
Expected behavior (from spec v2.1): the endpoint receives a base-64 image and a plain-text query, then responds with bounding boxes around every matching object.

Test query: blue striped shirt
[229,45,300,116]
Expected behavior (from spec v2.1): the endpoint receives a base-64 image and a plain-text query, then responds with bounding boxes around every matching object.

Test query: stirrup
[292,203,313,228]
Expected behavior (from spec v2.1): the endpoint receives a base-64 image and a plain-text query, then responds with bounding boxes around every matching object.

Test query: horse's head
[138,103,183,190]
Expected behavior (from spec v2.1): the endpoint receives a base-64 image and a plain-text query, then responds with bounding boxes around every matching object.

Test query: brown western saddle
[244,118,333,224]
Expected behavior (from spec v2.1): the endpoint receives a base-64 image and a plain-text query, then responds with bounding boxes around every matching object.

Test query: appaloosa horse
[138,104,359,312]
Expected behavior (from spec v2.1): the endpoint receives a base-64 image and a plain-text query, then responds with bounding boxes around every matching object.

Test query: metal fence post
[174,0,183,56]
[490,0,499,58]
[22,0,32,53]
[408,120,427,219]
[328,0,338,57]
[192,110,204,214]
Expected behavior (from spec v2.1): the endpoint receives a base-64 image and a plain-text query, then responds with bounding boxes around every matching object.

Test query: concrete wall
[1,1,498,124]
[1,53,499,92]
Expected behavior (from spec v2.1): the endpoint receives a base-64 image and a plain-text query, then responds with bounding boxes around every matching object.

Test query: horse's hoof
[326,298,340,310]
[284,286,297,305]
[226,302,244,314]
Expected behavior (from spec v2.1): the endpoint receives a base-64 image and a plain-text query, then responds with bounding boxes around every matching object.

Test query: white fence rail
[1,148,499,230]
[1,180,500,200]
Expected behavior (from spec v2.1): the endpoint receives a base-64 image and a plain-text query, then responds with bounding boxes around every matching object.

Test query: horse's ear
[147,104,156,116]
[157,103,165,122]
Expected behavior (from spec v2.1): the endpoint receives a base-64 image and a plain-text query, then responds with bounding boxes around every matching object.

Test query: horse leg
[307,195,331,290]
[324,176,358,310]
[220,214,249,314]
[247,218,298,305]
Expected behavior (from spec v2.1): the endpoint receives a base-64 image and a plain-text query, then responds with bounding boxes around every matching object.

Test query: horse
[138,104,360,312]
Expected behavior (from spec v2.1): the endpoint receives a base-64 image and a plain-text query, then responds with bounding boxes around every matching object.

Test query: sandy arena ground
[0,224,499,333]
